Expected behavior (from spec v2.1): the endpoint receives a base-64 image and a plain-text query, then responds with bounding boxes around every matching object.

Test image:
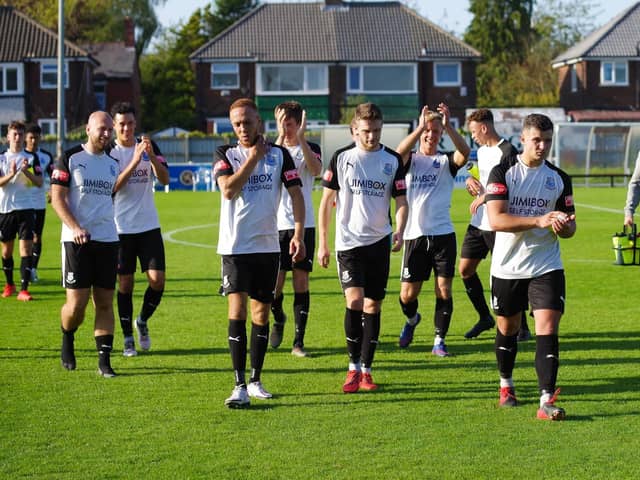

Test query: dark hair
[523,113,553,132]
[8,120,25,132]
[230,98,258,113]
[275,101,303,124]
[110,101,136,118]
[353,102,383,123]
[25,123,42,135]
[467,108,494,125]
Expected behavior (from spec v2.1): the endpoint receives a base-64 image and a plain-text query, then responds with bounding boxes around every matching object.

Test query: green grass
[1,187,639,479]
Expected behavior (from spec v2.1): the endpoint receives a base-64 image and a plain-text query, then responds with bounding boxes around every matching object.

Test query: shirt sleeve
[556,169,575,215]
[51,152,71,188]
[321,152,340,191]
[485,161,510,202]
[391,153,407,198]
[150,140,168,167]
[213,146,234,181]
[278,146,302,188]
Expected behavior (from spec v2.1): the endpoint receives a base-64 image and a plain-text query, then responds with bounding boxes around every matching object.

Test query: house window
[347,64,416,93]
[0,63,23,94]
[210,118,234,134]
[570,65,578,92]
[38,118,60,136]
[94,81,106,110]
[434,62,461,86]
[257,64,328,94]
[600,61,628,86]
[211,63,239,89]
[40,62,69,89]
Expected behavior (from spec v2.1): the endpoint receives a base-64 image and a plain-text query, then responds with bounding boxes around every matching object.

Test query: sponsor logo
[213,160,228,174]
[323,170,333,182]
[349,178,386,190]
[564,195,574,207]
[544,176,556,189]
[52,169,69,182]
[284,169,300,181]
[395,179,406,190]
[486,182,507,195]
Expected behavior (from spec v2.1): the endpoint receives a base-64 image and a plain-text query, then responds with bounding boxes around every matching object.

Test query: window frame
[210,63,240,90]
[346,63,417,94]
[256,64,329,95]
[0,63,24,95]
[600,60,628,86]
[40,61,69,90]
[433,62,461,87]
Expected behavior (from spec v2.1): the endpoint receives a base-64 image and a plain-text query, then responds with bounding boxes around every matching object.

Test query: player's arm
[624,152,640,226]
[51,184,90,244]
[396,105,429,164]
[22,155,43,187]
[148,140,170,185]
[273,107,286,146]
[392,195,408,252]
[298,111,323,176]
[317,187,336,268]
[113,141,147,192]
[287,185,306,263]
[217,138,266,199]
[438,103,470,168]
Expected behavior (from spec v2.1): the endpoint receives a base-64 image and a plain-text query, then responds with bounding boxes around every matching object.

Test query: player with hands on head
[396,103,470,357]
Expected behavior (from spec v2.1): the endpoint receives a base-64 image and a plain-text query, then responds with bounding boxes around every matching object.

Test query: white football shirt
[0,150,41,213]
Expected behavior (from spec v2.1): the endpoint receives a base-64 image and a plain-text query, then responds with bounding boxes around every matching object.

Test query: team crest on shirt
[341,270,352,283]
[66,272,76,285]
[544,176,556,190]
[383,162,393,176]
[265,150,277,166]
[110,164,117,177]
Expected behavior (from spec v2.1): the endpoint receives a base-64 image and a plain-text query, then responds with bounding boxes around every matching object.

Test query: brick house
[552,2,640,122]
[189,0,481,133]
[0,6,97,135]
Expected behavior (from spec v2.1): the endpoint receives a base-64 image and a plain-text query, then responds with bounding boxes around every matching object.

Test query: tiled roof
[83,42,135,78]
[552,2,640,65]
[190,1,480,62]
[0,6,93,62]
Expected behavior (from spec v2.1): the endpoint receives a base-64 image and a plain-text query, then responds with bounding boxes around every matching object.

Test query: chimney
[124,16,135,48]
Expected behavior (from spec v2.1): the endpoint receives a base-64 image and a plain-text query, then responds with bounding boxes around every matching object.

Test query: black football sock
[292,291,309,348]
[117,291,134,337]
[495,329,518,379]
[361,312,381,369]
[32,241,42,269]
[61,327,77,369]
[434,297,453,337]
[95,334,114,370]
[228,320,247,387]
[271,293,285,323]
[20,256,31,291]
[463,273,491,318]
[139,286,163,323]
[399,297,418,320]
[2,256,14,286]
[344,308,363,365]
[249,323,269,383]
[535,334,559,394]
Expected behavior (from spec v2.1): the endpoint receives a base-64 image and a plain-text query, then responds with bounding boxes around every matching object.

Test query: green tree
[6,0,164,56]
[139,0,257,131]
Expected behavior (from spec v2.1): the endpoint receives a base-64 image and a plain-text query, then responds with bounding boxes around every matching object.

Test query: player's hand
[624,215,634,227]
[392,231,403,252]
[465,177,482,197]
[289,237,306,264]
[132,141,147,165]
[18,158,30,172]
[417,105,430,131]
[469,196,484,214]
[249,135,268,161]
[437,103,450,127]
[8,159,17,175]
[72,227,91,245]
[297,110,307,140]
[275,108,286,138]
[317,244,330,268]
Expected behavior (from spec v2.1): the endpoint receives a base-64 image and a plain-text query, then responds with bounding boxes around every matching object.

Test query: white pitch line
[163,223,217,249]
[575,203,622,215]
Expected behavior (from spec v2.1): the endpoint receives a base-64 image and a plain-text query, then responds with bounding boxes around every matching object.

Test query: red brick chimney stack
[124,16,135,48]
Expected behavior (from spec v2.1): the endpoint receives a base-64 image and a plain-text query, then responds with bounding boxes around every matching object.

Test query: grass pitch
[1,186,639,479]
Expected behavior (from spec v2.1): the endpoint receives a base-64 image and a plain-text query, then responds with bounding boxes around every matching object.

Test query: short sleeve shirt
[0,150,41,213]
[404,151,461,239]
[485,156,575,279]
[471,140,518,230]
[25,148,53,210]
[214,143,302,255]
[277,142,321,230]
[108,139,168,234]
[51,144,119,242]
[321,143,406,251]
